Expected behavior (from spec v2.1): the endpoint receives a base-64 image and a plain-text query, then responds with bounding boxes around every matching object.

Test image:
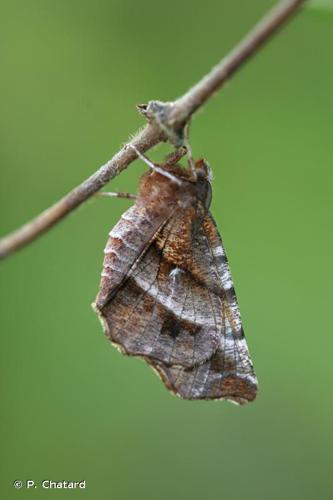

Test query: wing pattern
[98,211,222,367]
[94,199,257,404]
[146,213,257,404]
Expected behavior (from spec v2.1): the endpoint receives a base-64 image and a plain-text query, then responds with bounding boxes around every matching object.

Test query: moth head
[194,158,213,182]
[192,158,213,209]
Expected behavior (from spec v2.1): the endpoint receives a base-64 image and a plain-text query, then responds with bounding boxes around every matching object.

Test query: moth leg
[96,191,137,200]
[128,144,183,186]
[164,146,187,167]
[183,122,197,181]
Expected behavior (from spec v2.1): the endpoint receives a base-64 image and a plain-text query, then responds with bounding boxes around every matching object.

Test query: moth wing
[148,341,257,404]
[147,213,258,403]
[96,208,222,367]
[94,203,171,310]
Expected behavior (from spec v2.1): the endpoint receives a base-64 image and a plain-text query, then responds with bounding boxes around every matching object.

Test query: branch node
[137,100,186,147]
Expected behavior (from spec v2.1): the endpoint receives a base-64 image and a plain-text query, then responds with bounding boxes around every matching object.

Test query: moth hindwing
[93,156,258,405]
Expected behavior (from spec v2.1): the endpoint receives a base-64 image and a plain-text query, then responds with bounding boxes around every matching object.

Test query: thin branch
[170,0,307,124]
[0,0,306,260]
[0,124,163,259]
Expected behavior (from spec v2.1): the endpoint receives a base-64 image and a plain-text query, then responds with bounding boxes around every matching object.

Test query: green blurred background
[1,0,332,498]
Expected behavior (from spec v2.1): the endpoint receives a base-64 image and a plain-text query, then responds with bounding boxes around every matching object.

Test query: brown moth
[93,148,258,404]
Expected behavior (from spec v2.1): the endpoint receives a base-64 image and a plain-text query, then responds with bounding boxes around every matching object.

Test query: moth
[93,146,258,404]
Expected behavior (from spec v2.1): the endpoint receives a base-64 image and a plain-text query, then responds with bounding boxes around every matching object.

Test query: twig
[169,0,307,125]
[0,0,306,259]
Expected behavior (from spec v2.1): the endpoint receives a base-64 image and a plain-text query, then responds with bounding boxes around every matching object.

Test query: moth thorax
[138,170,184,206]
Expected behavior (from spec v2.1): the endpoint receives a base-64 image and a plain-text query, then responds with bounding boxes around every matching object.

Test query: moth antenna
[128,144,183,186]
[95,191,137,200]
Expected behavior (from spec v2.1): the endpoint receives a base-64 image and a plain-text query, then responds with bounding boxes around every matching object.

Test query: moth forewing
[93,157,258,404]
[93,203,173,310]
